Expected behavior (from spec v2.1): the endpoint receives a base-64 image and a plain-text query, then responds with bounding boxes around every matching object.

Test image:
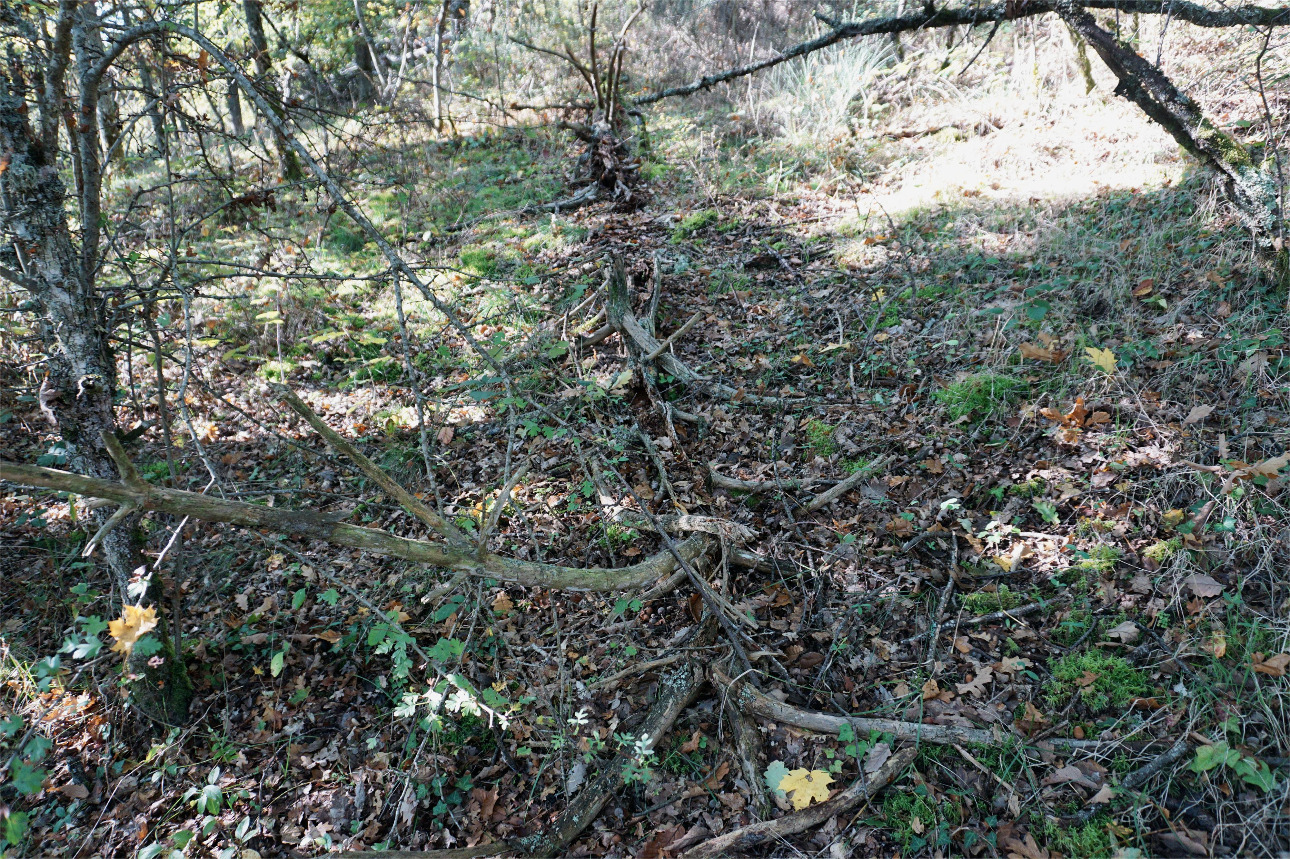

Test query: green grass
[1045,650,1150,712]
[935,373,1027,421]
[1038,816,1114,859]
[962,585,1025,615]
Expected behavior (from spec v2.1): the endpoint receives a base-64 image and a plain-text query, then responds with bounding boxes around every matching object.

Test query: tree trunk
[225,43,246,136]
[242,0,303,181]
[0,76,192,726]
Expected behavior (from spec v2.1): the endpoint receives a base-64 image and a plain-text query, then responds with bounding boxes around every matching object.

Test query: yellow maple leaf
[779,768,834,810]
[1084,346,1117,374]
[108,604,158,657]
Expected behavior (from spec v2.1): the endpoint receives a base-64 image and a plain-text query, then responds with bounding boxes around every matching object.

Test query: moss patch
[936,373,1027,421]
[1045,650,1150,712]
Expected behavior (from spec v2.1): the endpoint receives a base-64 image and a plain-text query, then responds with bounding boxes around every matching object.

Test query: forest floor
[3,55,1290,859]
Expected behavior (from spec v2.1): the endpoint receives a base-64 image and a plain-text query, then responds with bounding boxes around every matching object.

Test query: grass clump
[962,585,1025,615]
[936,373,1026,421]
[1038,817,1114,859]
[460,246,499,278]
[1045,650,1150,712]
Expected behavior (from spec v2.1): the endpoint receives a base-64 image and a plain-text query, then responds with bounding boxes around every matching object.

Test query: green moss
[672,209,720,241]
[803,419,837,457]
[1008,477,1046,497]
[1045,651,1150,712]
[1143,537,1182,563]
[1038,817,1114,859]
[935,373,1027,421]
[460,246,499,278]
[1076,545,1122,574]
[962,585,1025,615]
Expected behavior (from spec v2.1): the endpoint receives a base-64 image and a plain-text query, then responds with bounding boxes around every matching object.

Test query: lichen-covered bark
[1056,3,1284,248]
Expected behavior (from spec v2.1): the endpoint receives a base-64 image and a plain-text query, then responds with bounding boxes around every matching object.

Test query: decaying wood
[680,747,917,859]
[604,255,802,406]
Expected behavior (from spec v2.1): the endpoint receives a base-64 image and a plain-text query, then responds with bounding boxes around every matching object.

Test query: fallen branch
[1,441,711,592]
[275,386,468,545]
[680,747,917,859]
[804,454,894,512]
[712,666,1114,750]
[1064,736,1193,824]
[515,651,711,858]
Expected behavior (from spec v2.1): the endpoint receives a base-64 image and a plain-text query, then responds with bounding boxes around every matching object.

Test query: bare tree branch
[633,0,1290,105]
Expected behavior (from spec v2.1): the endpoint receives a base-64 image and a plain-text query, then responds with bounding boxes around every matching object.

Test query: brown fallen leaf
[1184,573,1224,598]
[1183,404,1214,425]
[1019,342,1067,363]
[1040,764,1100,790]
[1252,652,1290,677]
[956,664,994,697]
[58,783,89,799]
[1104,620,1140,644]
[1004,832,1052,859]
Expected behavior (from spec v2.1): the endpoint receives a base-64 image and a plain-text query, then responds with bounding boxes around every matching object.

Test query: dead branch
[634,0,1290,106]
[711,665,1116,750]
[680,747,918,859]
[804,454,894,512]
[1064,736,1193,824]
[275,386,469,545]
[514,648,711,858]
[0,448,711,593]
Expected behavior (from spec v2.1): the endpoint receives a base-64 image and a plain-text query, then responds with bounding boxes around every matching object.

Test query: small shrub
[962,585,1025,615]
[936,373,1027,421]
[1045,651,1150,712]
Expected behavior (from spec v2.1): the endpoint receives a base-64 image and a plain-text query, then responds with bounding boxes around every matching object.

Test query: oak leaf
[1252,652,1290,677]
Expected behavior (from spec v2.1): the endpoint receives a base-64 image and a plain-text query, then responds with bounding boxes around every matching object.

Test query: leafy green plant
[1189,740,1279,792]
